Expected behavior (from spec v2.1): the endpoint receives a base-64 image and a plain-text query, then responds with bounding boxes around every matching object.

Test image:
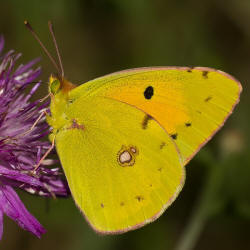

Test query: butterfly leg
[3,109,48,144]
[33,135,55,172]
[19,109,48,138]
[39,93,51,103]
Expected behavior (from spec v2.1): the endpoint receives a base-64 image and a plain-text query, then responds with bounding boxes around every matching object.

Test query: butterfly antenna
[24,20,61,75]
[48,21,64,77]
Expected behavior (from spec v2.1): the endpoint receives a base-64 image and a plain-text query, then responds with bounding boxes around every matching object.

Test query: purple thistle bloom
[0,36,69,239]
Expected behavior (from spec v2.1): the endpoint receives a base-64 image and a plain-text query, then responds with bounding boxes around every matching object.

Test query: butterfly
[26,21,242,234]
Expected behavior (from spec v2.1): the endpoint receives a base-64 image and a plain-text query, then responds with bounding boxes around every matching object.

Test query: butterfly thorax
[47,75,76,133]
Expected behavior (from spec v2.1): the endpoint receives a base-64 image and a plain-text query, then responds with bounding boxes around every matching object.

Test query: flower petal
[0,38,69,239]
[14,58,40,77]
[0,166,69,197]
[0,185,46,238]
[0,166,43,186]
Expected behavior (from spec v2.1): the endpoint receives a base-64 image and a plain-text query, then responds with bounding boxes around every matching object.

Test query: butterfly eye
[50,79,61,95]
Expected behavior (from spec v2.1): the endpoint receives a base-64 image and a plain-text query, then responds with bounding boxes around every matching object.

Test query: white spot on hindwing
[130,147,137,154]
[119,151,132,163]
[117,145,138,167]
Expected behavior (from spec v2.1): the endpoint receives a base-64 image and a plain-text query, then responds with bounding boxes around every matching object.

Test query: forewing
[69,67,242,164]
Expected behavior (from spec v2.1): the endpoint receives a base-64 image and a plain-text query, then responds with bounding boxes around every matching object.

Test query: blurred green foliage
[0,0,250,249]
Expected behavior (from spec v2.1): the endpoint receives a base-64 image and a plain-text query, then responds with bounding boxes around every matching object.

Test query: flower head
[0,36,69,239]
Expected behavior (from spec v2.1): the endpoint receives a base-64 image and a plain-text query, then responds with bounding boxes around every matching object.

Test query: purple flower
[0,36,69,239]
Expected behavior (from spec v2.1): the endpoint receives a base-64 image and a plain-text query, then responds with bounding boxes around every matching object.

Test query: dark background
[0,1,249,250]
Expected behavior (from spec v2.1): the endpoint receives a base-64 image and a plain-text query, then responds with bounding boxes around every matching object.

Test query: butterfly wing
[55,96,184,233]
[69,67,242,164]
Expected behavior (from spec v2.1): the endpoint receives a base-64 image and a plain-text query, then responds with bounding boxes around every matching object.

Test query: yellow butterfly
[26,22,242,234]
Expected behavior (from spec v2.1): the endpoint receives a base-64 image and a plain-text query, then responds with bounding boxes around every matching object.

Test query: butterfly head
[48,75,76,130]
[49,75,61,95]
[25,21,77,131]
[48,75,76,118]
[49,75,76,96]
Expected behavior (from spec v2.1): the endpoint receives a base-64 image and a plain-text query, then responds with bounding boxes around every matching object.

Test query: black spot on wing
[170,133,178,140]
[101,203,104,208]
[135,196,144,202]
[185,122,192,127]
[204,96,212,102]
[160,142,166,149]
[142,114,153,129]
[144,86,154,99]
[187,67,194,72]
[202,71,209,78]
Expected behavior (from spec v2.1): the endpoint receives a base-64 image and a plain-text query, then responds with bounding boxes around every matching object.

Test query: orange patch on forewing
[104,78,189,134]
